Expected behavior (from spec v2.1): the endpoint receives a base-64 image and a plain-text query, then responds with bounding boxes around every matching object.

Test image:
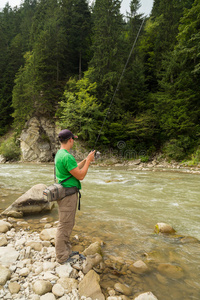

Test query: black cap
[58,129,78,141]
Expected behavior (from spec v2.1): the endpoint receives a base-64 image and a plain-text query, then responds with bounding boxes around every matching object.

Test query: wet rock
[32,280,52,295]
[154,223,175,234]
[0,246,19,267]
[157,263,184,279]
[180,236,200,244]
[134,292,158,300]
[79,270,105,300]
[83,241,102,256]
[1,184,54,217]
[40,228,57,242]
[129,260,149,274]
[114,282,132,296]
[0,220,12,233]
[8,282,21,294]
[82,253,103,274]
[0,264,11,285]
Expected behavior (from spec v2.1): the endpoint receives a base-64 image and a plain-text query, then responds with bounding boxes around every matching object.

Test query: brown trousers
[55,192,78,264]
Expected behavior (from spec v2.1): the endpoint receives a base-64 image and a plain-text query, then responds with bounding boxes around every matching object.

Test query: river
[0,163,200,299]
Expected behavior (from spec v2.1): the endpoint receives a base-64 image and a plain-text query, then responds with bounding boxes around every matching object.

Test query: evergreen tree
[88,0,124,107]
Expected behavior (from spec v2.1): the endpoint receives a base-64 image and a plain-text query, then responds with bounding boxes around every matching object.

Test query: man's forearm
[78,159,86,169]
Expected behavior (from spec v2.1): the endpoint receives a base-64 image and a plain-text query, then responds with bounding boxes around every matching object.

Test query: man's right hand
[87,150,96,162]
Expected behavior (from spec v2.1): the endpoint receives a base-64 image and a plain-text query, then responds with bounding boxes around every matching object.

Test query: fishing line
[94,18,145,149]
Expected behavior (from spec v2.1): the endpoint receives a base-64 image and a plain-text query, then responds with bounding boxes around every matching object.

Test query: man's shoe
[69,251,79,258]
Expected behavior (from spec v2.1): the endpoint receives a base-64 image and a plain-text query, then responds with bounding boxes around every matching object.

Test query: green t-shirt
[55,149,81,189]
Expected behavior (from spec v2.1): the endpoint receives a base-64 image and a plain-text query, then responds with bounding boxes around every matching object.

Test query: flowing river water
[0,163,200,299]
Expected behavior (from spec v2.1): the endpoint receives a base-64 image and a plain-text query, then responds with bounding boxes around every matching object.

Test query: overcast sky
[1,0,154,16]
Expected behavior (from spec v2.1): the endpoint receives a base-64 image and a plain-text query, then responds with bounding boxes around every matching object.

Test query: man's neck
[60,143,71,152]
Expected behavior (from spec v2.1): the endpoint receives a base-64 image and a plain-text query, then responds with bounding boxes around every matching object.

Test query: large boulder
[1,184,54,217]
[20,117,59,162]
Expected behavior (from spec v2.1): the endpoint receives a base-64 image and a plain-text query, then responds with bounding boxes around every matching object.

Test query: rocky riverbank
[0,219,163,300]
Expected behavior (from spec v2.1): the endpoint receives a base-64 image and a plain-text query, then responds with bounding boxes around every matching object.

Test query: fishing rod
[93,18,145,151]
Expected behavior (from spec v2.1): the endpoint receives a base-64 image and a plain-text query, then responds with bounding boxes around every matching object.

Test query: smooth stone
[19,267,29,277]
[40,228,57,242]
[32,280,52,295]
[129,260,149,274]
[134,292,158,300]
[52,283,65,297]
[0,234,8,246]
[79,270,105,300]
[0,220,11,233]
[83,241,102,256]
[114,282,132,296]
[154,223,175,234]
[40,293,56,300]
[157,263,184,279]
[8,282,21,294]
[0,265,11,285]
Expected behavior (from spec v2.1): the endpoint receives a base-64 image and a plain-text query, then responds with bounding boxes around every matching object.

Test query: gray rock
[20,117,58,162]
[2,184,54,217]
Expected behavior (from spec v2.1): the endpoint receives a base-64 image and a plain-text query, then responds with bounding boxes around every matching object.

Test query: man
[55,129,95,264]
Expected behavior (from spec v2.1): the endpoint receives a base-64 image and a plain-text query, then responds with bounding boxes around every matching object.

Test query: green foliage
[0,136,21,161]
[162,136,193,161]
[0,0,200,162]
[57,73,103,145]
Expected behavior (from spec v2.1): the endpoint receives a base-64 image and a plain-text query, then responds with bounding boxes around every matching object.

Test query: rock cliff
[20,117,59,162]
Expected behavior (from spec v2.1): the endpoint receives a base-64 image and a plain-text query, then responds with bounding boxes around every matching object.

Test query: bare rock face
[20,117,59,162]
[1,184,54,217]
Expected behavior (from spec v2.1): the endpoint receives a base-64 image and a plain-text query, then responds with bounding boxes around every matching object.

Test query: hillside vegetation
[0,0,200,162]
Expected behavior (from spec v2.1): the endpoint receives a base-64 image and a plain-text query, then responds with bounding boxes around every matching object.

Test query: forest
[0,0,200,162]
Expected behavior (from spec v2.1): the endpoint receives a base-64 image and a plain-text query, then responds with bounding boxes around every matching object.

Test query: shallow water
[0,163,200,299]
